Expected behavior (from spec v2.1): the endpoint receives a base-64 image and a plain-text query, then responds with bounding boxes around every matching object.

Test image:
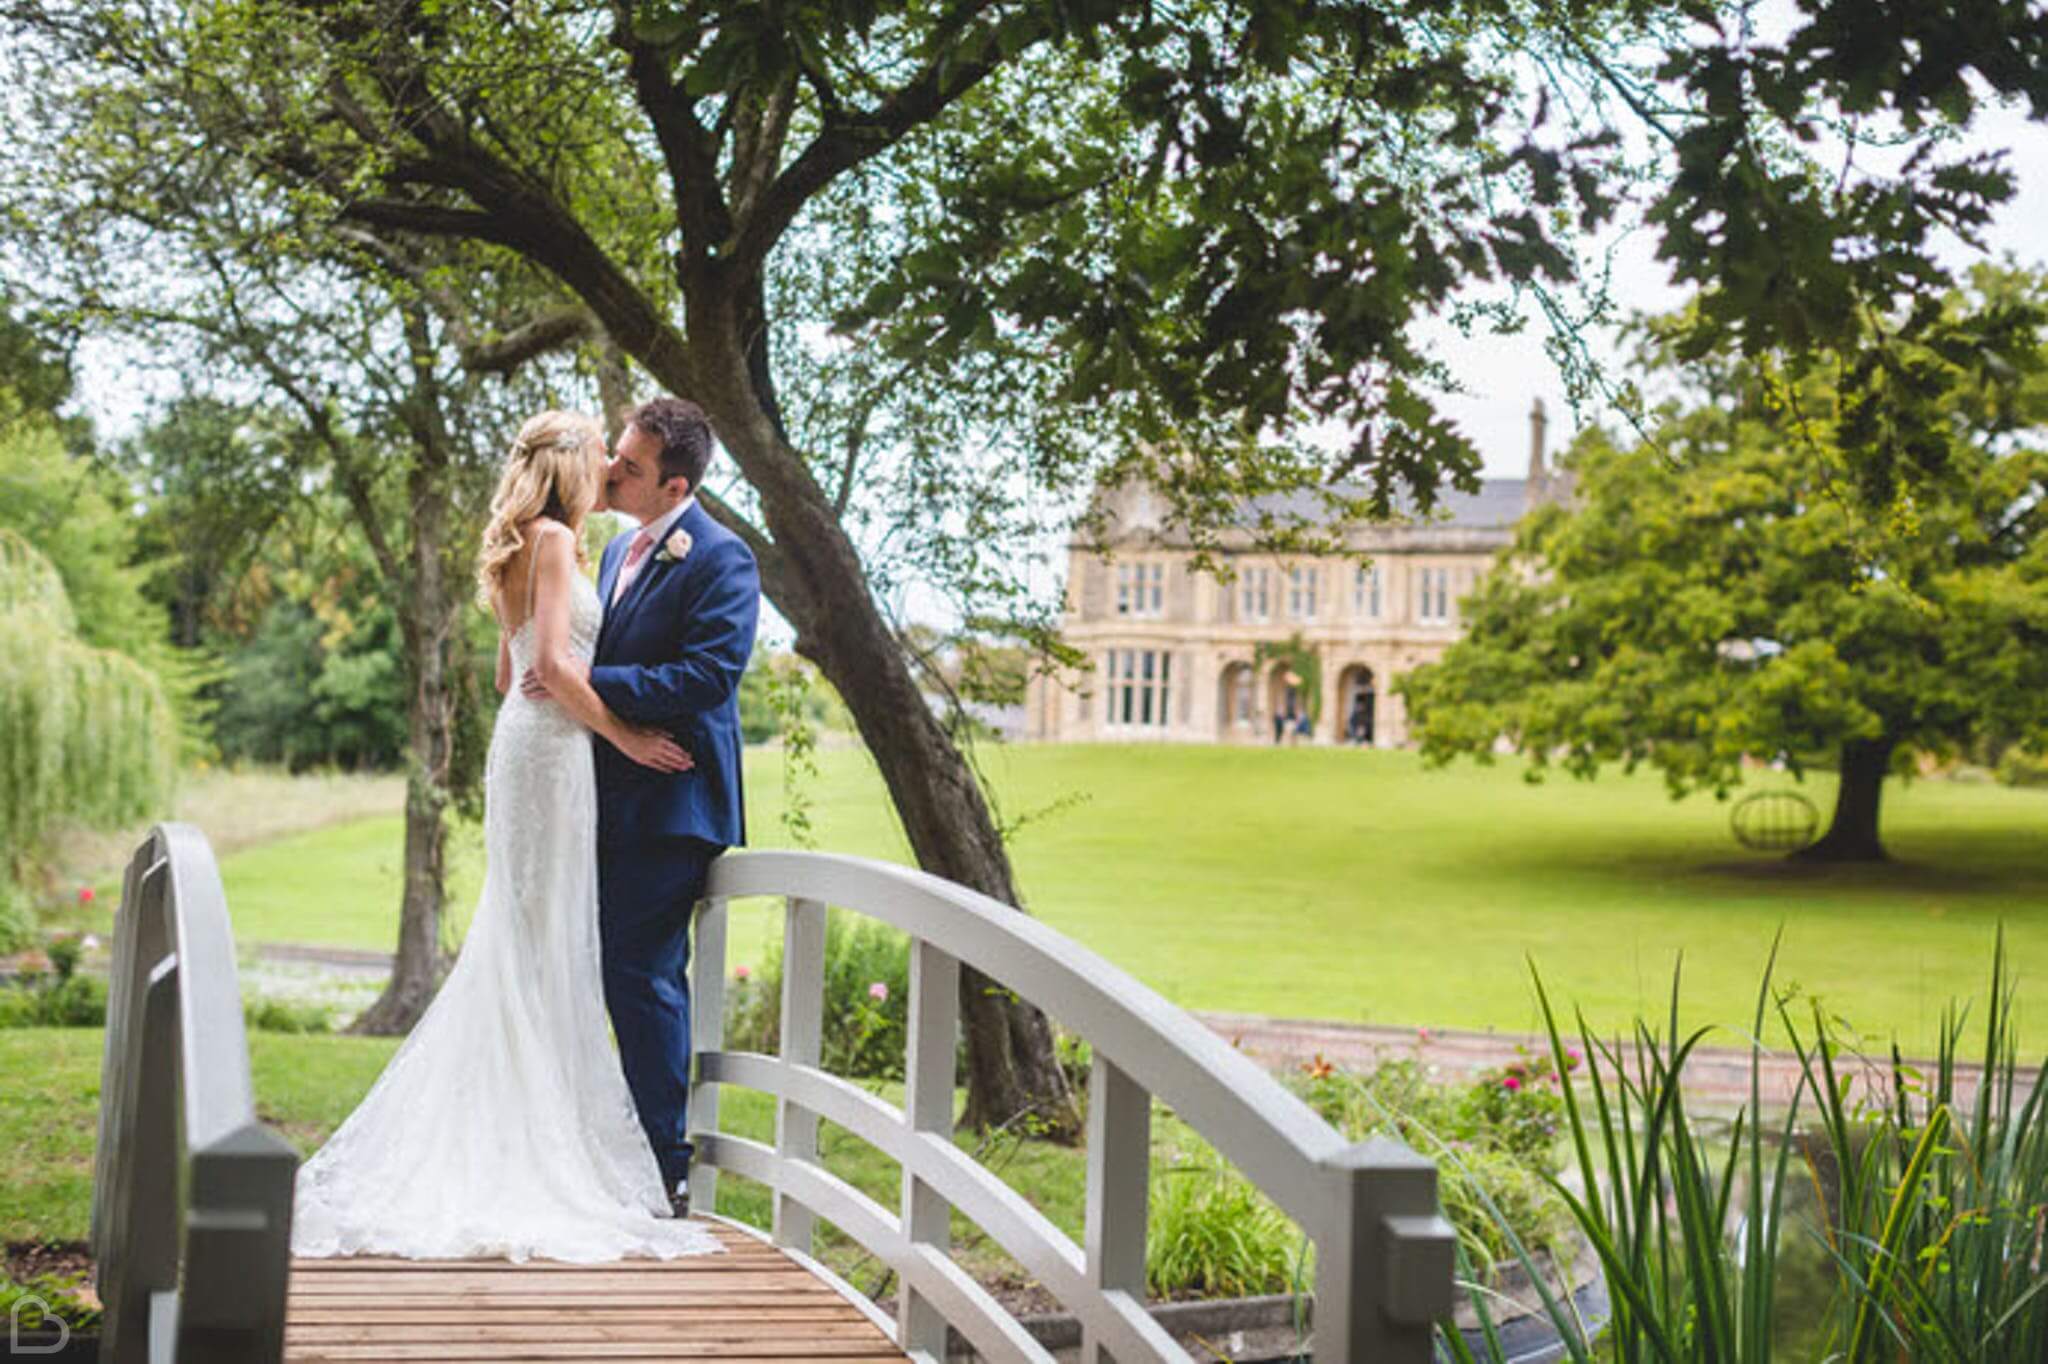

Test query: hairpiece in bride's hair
[510,433,585,462]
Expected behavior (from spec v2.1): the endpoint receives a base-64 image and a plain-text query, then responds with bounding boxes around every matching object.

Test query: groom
[527,396,759,1214]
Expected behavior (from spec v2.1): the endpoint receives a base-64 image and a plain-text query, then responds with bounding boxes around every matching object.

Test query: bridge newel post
[688,896,728,1217]
[1313,1136,1457,1364]
[774,896,826,1254]
[899,938,959,1358]
[1083,1054,1150,1364]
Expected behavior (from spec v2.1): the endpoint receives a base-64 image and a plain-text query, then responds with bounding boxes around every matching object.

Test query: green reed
[1442,932,2047,1362]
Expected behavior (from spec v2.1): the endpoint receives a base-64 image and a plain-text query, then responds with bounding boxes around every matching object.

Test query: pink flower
[1416,1027,1432,1042]
[78,887,95,905]
[1566,1047,1583,1071]
[1502,1075,1521,1091]
[733,964,752,982]
[868,981,889,1003]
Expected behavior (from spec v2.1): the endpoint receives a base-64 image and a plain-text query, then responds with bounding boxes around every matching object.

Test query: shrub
[1055,1030,1092,1096]
[0,970,106,1028]
[725,909,909,1080]
[1996,746,2048,787]
[0,1269,102,1334]
[0,881,31,953]
[1145,1142,1303,1300]
[1296,1050,1578,1276]
[243,996,331,1034]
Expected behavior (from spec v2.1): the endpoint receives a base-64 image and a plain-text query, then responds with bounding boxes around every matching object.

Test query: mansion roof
[1242,476,1538,532]
[1087,472,1559,553]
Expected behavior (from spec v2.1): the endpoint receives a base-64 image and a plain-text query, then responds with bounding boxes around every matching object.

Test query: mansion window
[1115,562,1164,617]
[1352,564,1381,618]
[1417,566,1451,623]
[1286,566,1319,620]
[1104,649,1172,729]
[1238,567,1272,622]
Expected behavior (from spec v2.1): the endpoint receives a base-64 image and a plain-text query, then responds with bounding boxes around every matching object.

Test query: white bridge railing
[92,824,300,1363]
[691,851,1455,1363]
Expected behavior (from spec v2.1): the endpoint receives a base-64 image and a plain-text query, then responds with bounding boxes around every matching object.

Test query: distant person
[1294,710,1312,743]
[1272,706,1288,745]
[1347,694,1371,745]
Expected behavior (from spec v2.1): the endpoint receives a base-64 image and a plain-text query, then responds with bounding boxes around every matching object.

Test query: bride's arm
[530,527,692,772]
[496,629,512,695]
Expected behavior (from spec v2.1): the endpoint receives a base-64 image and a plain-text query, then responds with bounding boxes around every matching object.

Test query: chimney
[1528,397,1548,489]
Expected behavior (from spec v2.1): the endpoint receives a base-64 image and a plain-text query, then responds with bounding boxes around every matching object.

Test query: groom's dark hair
[626,397,715,493]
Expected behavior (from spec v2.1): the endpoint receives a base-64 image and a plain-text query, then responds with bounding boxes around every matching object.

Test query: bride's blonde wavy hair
[476,411,605,621]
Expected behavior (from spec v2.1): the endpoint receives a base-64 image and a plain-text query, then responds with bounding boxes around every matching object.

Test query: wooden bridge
[91,824,1454,1363]
[282,1223,906,1362]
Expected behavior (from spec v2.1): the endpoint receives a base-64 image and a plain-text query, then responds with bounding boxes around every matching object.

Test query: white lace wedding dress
[290,569,721,1263]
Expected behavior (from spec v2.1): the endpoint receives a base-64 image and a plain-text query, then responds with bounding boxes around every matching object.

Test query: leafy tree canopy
[1397,271,2048,861]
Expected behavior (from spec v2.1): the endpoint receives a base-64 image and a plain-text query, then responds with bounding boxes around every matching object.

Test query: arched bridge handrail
[693,849,1455,1363]
[93,823,300,1363]
[709,851,1347,1231]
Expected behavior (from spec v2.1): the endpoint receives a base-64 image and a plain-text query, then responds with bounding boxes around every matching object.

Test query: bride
[290,411,722,1263]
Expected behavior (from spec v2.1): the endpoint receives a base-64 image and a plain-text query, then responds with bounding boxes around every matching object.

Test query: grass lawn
[68,745,2048,1053]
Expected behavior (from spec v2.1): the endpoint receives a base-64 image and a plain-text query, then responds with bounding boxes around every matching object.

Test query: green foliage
[242,995,333,1035]
[1145,1142,1303,1300]
[0,882,32,955]
[0,531,176,905]
[1995,746,2048,788]
[764,653,822,848]
[1455,943,2048,1363]
[1402,284,2048,859]
[212,597,407,771]
[0,418,171,666]
[0,1270,101,1335]
[725,909,910,1082]
[1299,1054,1579,1278]
[0,965,107,1029]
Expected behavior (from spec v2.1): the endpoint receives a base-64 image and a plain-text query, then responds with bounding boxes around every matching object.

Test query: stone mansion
[1023,401,1566,747]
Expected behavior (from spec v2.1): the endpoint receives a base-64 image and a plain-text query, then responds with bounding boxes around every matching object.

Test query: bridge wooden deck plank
[285,1222,906,1364]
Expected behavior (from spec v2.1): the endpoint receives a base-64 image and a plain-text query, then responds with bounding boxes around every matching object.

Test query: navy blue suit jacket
[590,501,760,849]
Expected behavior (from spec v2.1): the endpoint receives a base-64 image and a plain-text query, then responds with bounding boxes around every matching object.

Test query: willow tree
[0,526,176,942]
[9,0,2044,1129]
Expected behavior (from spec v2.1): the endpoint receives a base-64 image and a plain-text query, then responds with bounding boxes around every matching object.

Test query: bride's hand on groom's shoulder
[613,724,694,774]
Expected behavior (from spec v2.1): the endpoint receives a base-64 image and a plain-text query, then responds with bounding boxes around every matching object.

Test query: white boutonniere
[655,529,693,565]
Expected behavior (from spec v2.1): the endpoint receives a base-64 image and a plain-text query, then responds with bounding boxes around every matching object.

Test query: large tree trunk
[1795,737,1895,863]
[799,573,1078,1138]
[352,310,459,1034]
[688,302,1080,1139]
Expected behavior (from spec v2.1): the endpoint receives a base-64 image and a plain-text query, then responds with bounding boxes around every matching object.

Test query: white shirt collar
[637,495,695,544]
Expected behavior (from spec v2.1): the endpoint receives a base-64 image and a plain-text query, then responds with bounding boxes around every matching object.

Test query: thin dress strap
[524,524,546,630]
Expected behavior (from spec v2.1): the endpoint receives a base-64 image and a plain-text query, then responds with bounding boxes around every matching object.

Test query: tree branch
[608,4,731,264]
[725,0,1031,276]
[695,487,792,600]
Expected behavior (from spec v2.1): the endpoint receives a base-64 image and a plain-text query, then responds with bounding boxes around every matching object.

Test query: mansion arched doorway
[1216,662,1256,741]
[1337,664,1376,746]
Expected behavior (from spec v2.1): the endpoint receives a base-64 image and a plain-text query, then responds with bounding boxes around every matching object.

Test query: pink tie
[611,526,658,605]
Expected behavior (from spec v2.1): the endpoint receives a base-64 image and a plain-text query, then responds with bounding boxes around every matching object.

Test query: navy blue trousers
[598,836,718,1191]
